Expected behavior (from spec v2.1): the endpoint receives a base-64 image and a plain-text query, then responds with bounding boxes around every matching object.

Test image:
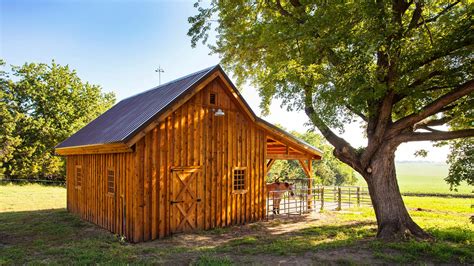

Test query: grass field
[0,184,66,212]
[0,184,472,264]
[356,162,473,195]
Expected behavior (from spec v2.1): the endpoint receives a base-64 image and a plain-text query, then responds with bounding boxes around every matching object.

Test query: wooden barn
[56,65,322,242]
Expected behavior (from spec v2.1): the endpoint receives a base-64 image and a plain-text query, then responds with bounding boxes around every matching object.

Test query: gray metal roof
[56,65,322,157]
[56,65,217,148]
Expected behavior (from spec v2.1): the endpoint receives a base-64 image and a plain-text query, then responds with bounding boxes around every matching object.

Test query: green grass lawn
[0,184,473,264]
[356,162,473,195]
[0,183,66,212]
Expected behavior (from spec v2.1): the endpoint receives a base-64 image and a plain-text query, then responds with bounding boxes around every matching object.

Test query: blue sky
[1,0,219,100]
[0,0,448,162]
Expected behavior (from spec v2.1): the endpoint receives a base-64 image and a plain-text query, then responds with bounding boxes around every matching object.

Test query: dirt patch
[225,253,315,265]
[140,212,331,249]
[312,243,383,265]
[133,212,383,265]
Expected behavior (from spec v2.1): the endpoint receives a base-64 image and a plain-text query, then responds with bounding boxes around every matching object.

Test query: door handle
[197,198,202,202]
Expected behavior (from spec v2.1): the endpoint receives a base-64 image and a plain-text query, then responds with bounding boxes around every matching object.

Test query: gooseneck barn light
[214,108,225,117]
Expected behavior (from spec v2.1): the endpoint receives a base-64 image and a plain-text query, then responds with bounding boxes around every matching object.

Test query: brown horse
[266,181,295,214]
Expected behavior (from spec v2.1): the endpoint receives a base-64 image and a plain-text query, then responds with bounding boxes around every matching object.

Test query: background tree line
[0,60,115,180]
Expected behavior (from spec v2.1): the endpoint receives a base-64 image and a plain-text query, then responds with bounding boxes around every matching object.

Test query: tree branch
[361,91,395,166]
[419,13,434,45]
[396,129,474,142]
[402,41,471,76]
[414,116,453,130]
[274,0,305,24]
[407,1,423,31]
[416,125,444,132]
[275,0,292,17]
[289,0,302,7]
[415,1,461,28]
[422,85,456,92]
[389,79,474,136]
[303,86,364,173]
[345,104,368,122]
[438,98,474,114]
[408,70,442,88]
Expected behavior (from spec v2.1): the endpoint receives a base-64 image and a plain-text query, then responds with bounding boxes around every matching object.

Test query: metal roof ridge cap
[121,65,220,143]
[120,65,218,102]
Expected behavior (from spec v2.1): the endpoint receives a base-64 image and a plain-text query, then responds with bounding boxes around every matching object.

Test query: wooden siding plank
[151,128,158,240]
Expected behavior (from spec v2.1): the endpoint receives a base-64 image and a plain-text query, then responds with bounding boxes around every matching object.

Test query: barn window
[233,167,247,193]
[107,168,115,194]
[75,165,82,188]
[209,93,217,105]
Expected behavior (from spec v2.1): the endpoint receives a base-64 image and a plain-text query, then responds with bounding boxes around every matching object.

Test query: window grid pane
[107,170,114,194]
[76,167,82,187]
[233,168,245,191]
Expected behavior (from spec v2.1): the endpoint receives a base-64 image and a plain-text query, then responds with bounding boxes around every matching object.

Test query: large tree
[0,61,115,180]
[188,1,474,239]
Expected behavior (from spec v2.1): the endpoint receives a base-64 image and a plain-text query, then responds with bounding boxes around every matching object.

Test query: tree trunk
[364,144,430,240]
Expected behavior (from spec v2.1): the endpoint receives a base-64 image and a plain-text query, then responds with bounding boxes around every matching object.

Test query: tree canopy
[0,60,115,180]
[189,0,473,239]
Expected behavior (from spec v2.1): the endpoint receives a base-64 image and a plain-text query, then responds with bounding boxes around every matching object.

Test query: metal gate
[266,178,371,219]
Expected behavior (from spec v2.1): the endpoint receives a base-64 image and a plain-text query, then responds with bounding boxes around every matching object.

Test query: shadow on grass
[0,209,472,265]
[0,209,130,264]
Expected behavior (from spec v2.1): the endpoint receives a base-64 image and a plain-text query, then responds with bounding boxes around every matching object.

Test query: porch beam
[266,154,313,160]
[265,159,276,176]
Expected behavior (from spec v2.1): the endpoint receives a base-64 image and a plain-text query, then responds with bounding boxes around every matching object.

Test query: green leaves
[0,60,115,180]
[188,0,472,130]
[445,138,473,191]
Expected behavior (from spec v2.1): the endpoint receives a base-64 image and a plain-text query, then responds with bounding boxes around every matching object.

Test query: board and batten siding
[66,79,267,242]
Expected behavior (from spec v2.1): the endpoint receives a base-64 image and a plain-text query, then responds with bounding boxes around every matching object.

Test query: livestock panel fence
[266,178,372,219]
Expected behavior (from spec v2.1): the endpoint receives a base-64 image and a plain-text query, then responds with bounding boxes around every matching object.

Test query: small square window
[107,168,115,194]
[209,93,217,105]
[75,165,82,188]
[233,167,246,192]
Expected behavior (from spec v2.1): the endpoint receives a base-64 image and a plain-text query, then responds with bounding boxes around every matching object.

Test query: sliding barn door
[169,166,202,234]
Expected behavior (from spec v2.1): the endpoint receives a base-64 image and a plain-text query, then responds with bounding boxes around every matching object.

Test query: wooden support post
[320,187,324,211]
[357,187,361,207]
[337,187,342,211]
[308,160,313,209]
[297,159,313,209]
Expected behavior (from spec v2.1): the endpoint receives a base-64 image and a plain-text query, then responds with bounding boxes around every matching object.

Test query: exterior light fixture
[214,109,225,117]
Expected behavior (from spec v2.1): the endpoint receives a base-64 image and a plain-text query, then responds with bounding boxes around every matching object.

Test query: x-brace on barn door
[169,166,202,233]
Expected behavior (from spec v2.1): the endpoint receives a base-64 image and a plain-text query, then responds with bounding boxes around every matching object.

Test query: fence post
[320,187,324,211]
[266,191,269,220]
[307,178,313,209]
[357,187,361,207]
[337,187,342,211]
[348,187,351,208]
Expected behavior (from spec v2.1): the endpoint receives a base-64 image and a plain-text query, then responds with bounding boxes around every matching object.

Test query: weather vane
[155,65,165,85]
